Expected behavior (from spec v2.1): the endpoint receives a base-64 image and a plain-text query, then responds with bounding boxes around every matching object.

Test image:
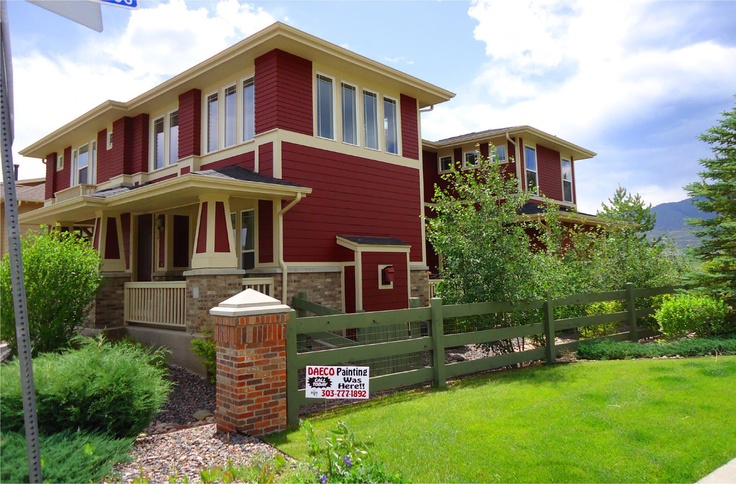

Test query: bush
[579,301,625,339]
[655,293,733,338]
[0,430,133,483]
[577,337,736,360]
[192,325,216,384]
[0,227,101,357]
[0,336,171,438]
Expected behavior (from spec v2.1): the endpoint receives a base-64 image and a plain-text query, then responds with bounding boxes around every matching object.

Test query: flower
[343,455,353,467]
[320,474,327,484]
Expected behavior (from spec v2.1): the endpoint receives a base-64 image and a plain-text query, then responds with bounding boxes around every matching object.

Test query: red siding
[111,117,132,177]
[129,114,149,175]
[178,89,202,158]
[96,129,113,184]
[344,265,356,313]
[400,94,419,160]
[121,213,131,269]
[105,217,120,259]
[200,151,255,172]
[196,202,208,253]
[258,143,273,177]
[44,153,56,200]
[537,144,562,201]
[422,150,439,202]
[282,143,423,263]
[214,201,230,252]
[361,252,408,311]
[258,199,274,264]
[54,147,72,196]
[254,49,312,136]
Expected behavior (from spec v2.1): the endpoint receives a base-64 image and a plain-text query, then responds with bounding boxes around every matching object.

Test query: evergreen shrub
[577,337,736,360]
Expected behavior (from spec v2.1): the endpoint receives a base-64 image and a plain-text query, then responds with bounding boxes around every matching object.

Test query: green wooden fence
[286,283,673,425]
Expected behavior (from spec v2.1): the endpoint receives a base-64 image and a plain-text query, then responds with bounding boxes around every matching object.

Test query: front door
[136,214,153,282]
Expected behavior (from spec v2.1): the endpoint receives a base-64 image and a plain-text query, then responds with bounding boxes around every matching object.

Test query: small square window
[439,155,452,173]
[464,151,478,168]
[56,153,64,170]
[494,145,507,163]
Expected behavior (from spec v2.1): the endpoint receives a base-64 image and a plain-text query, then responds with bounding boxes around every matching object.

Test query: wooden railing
[124,281,187,328]
[242,277,275,297]
[54,184,96,203]
[428,279,442,299]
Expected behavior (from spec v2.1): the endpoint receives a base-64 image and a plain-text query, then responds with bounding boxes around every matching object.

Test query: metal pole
[0,1,42,481]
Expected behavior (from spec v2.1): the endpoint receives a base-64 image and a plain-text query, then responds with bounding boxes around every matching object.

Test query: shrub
[654,293,733,338]
[192,325,216,384]
[0,227,101,357]
[579,301,624,339]
[0,430,133,484]
[577,337,736,360]
[0,336,171,438]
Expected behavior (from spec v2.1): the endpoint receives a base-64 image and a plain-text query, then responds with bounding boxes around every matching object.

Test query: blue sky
[7,0,736,214]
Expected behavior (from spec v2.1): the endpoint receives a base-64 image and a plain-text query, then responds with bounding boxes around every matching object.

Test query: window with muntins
[316,74,334,139]
[562,158,573,202]
[342,83,358,145]
[242,78,255,141]
[524,146,538,194]
[384,97,398,154]
[207,93,219,153]
[363,90,379,150]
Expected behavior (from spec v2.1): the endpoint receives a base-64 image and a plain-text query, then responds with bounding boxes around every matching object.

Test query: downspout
[506,131,522,192]
[278,193,303,304]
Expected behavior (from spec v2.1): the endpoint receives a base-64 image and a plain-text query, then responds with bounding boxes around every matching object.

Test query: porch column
[210,289,290,436]
[191,194,237,270]
[93,211,126,272]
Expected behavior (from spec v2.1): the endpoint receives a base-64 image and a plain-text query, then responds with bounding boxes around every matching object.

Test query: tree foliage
[598,185,657,235]
[0,227,102,356]
[685,97,736,305]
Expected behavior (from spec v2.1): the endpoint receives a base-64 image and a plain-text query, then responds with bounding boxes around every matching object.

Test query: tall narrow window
[341,83,357,145]
[562,158,573,202]
[383,97,398,154]
[242,78,255,141]
[316,75,334,139]
[153,117,165,170]
[524,146,538,194]
[363,90,378,150]
[207,92,218,152]
[76,144,89,184]
[56,153,64,170]
[169,111,179,164]
[240,210,255,270]
[224,85,237,147]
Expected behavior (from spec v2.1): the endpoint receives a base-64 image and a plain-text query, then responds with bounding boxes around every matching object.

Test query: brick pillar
[210,289,291,436]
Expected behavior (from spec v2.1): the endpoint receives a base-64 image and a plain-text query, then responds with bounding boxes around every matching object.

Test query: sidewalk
[697,457,736,484]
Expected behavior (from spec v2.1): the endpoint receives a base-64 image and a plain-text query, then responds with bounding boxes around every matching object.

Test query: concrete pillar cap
[210,289,291,317]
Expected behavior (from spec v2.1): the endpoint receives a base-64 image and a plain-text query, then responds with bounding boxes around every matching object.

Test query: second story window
[524,145,538,194]
[363,90,379,150]
[243,78,255,141]
[494,145,507,163]
[56,153,64,170]
[169,111,179,164]
[562,158,573,203]
[316,74,334,139]
[224,85,237,147]
[464,150,478,169]
[383,97,398,154]
[341,83,358,145]
[439,155,452,173]
[152,110,179,170]
[207,92,219,153]
[73,141,95,185]
[154,117,165,170]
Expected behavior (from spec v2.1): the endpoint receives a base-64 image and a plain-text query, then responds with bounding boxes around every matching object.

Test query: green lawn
[267,356,736,483]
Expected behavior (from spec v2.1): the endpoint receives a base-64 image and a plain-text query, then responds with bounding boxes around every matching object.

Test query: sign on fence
[306,365,370,400]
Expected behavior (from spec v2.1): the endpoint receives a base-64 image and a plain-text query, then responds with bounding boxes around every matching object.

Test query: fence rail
[124,281,187,328]
[286,283,672,425]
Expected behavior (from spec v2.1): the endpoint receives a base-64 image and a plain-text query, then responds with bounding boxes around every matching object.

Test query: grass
[266,356,736,483]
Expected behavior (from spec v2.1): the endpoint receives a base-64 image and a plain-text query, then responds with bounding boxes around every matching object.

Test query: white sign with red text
[305,365,370,400]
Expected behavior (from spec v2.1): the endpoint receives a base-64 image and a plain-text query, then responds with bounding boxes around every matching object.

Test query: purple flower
[320,474,327,484]
[343,455,353,467]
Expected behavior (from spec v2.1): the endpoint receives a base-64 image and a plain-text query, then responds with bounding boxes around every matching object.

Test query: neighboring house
[422,127,601,275]
[1,176,45,258]
[18,22,597,370]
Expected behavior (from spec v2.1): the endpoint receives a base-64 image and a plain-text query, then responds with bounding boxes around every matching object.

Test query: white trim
[242,76,256,142]
[378,264,394,290]
[561,157,574,204]
[463,149,479,170]
[223,83,238,148]
[438,154,452,174]
[56,152,64,170]
[315,72,336,141]
[382,95,400,155]
[340,81,360,147]
[524,144,539,195]
[362,89,380,151]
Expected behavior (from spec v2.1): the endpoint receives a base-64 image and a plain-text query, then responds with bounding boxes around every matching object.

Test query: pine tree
[685,97,736,304]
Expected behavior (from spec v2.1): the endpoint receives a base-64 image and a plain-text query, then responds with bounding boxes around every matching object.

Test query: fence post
[295,291,307,318]
[286,309,299,427]
[626,282,638,341]
[544,297,556,364]
[430,297,446,388]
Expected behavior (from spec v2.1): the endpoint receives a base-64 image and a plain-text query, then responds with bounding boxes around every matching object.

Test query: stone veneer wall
[185,271,244,333]
[410,269,430,307]
[89,272,131,329]
[286,270,342,311]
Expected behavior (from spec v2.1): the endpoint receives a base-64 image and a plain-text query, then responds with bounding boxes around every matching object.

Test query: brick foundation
[410,269,430,307]
[88,272,131,329]
[185,270,244,333]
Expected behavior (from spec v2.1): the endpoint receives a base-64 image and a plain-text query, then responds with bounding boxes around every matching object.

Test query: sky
[6,0,736,214]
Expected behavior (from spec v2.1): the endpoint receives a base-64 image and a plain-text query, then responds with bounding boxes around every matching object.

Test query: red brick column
[210,290,291,436]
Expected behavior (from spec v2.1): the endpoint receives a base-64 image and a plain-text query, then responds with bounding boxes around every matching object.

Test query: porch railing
[54,184,97,203]
[242,277,275,297]
[428,279,442,299]
[124,281,187,328]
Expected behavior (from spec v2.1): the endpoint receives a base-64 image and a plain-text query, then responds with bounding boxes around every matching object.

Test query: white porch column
[191,194,237,270]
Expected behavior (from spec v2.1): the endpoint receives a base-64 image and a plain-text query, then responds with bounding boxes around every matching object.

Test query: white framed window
[152,110,179,170]
[524,145,538,194]
[224,85,237,148]
[464,150,478,169]
[72,141,95,185]
[316,74,335,140]
[439,155,452,173]
[341,82,358,145]
[206,92,219,153]
[107,128,113,150]
[231,209,256,270]
[169,111,179,164]
[494,145,508,163]
[242,77,255,141]
[383,96,399,154]
[363,90,379,150]
[56,153,64,170]
[153,117,165,170]
[561,158,573,203]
